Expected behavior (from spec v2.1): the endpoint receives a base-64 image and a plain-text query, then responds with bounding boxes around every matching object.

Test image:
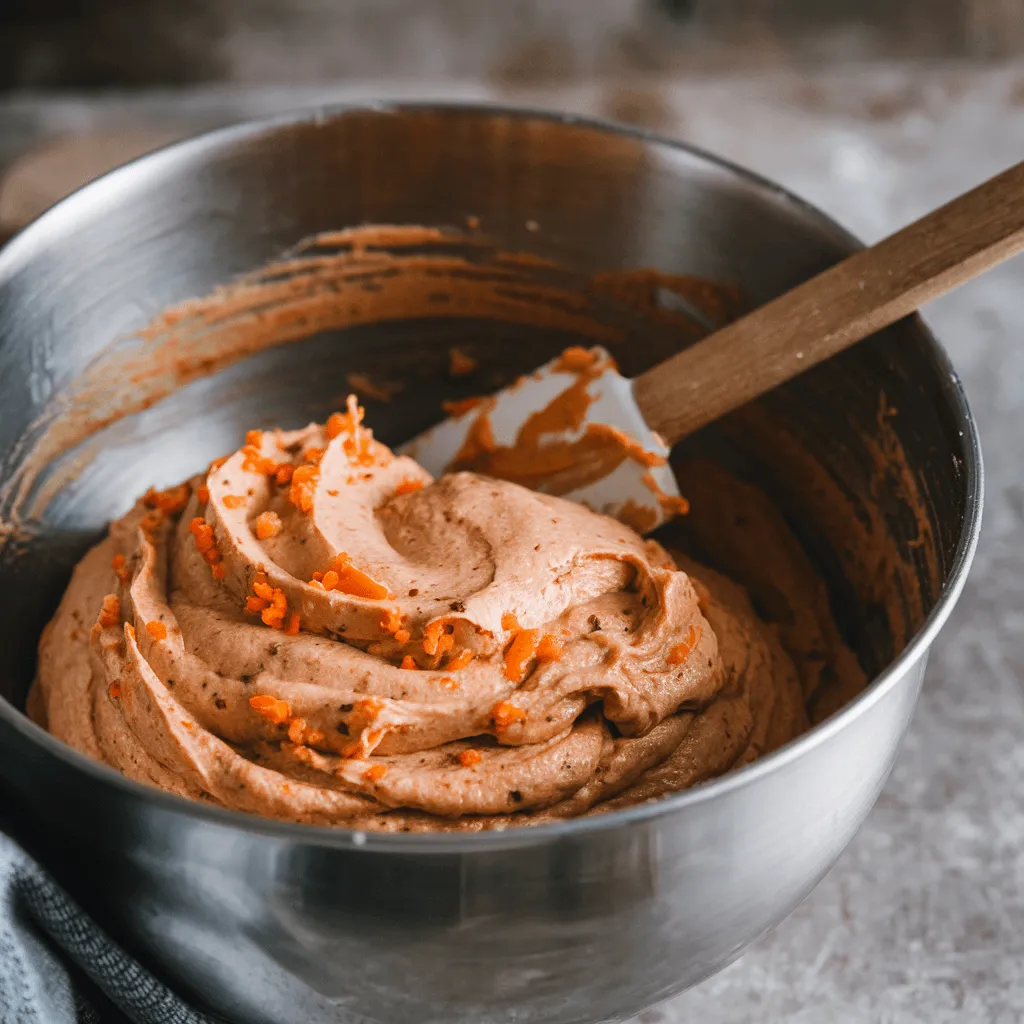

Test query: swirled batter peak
[32,393,809,831]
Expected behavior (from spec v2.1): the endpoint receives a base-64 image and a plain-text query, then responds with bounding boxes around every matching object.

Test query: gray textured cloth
[0,830,216,1024]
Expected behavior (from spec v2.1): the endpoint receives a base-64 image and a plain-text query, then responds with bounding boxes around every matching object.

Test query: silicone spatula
[403,159,1024,529]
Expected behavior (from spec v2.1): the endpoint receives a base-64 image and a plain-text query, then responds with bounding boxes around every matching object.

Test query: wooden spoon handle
[633,159,1024,446]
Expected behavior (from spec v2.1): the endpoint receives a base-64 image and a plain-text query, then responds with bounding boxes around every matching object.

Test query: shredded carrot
[535,634,563,661]
[241,444,278,476]
[447,648,474,671]
[142,483,191,515]
[245,572,291,631]
[139,509,164,542]
[379,607,403,633]
[111,553,131,582]
[459,748,483,767]
[667,624,702,665]
[275,463,294,485]
[448,347,478,376]
[189,517,213,551]
[355,697,385,718]
[97,594,120,628]
[363,763,388,782]
[501,612,520,631]
[250,694,291,725]
[304,447,326,465]
[245,429,264,447]
[492,701,527,730]
[197,485,210,504]
[321,570,340,591]
[325,412,346,439]
[287,718,306,745]
[439,676,460,691]
[222,494,247,509]
[108,681,122,700]
[504,628,541,683]
[400,655,417,670]
[255,510,282,540]
[423,619,455,657]
[289,464,319,513]
[188,516,223,579]
[394,628,411,644]
[326,553,392,600]
[145,621,168,641]
[261,593,288,629]
[395,477,424,495]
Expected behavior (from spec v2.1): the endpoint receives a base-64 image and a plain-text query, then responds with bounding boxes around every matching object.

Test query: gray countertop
[2,63,1023,1023]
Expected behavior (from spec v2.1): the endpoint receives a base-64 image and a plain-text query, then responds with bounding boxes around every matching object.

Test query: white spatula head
[401,346,686,533]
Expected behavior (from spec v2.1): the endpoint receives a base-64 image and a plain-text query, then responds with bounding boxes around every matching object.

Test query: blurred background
[4,0,1024,89]
[5,0,1024,242]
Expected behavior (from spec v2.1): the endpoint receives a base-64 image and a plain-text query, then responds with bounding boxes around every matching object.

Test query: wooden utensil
[408,159,1024,528]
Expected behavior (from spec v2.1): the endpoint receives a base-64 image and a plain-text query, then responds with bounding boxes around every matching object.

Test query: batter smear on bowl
[31,394,835,832]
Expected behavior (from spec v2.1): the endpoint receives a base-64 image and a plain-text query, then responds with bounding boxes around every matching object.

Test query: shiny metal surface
[0,106,981,1024]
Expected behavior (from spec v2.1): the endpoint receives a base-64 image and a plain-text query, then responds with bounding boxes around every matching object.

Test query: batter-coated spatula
[404,160,1024,529]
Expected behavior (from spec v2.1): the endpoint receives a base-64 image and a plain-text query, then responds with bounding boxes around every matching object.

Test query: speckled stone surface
[1,63,1023,1023]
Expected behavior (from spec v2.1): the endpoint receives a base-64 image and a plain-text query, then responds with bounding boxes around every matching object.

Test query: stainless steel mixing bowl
[0,105,981,1024]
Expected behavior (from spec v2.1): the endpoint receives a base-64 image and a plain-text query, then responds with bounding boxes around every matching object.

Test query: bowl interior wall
[0,108,967,714]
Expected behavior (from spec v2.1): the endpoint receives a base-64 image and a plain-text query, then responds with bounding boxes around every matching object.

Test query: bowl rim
[0,100,984,853]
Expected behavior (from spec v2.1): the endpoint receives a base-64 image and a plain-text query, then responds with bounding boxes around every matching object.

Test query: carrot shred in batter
[423,619,456,657]
[310,553,392,601]
[504,628,540,682]
[250,694,291,725]
[535,634,563,661]
[254,511,282,540]
[492,700,527,730]
[145,621,167,641]
[189,516,225,581]
[97,594,120,628]
[447,648,474,671]
[667,624,702,665]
